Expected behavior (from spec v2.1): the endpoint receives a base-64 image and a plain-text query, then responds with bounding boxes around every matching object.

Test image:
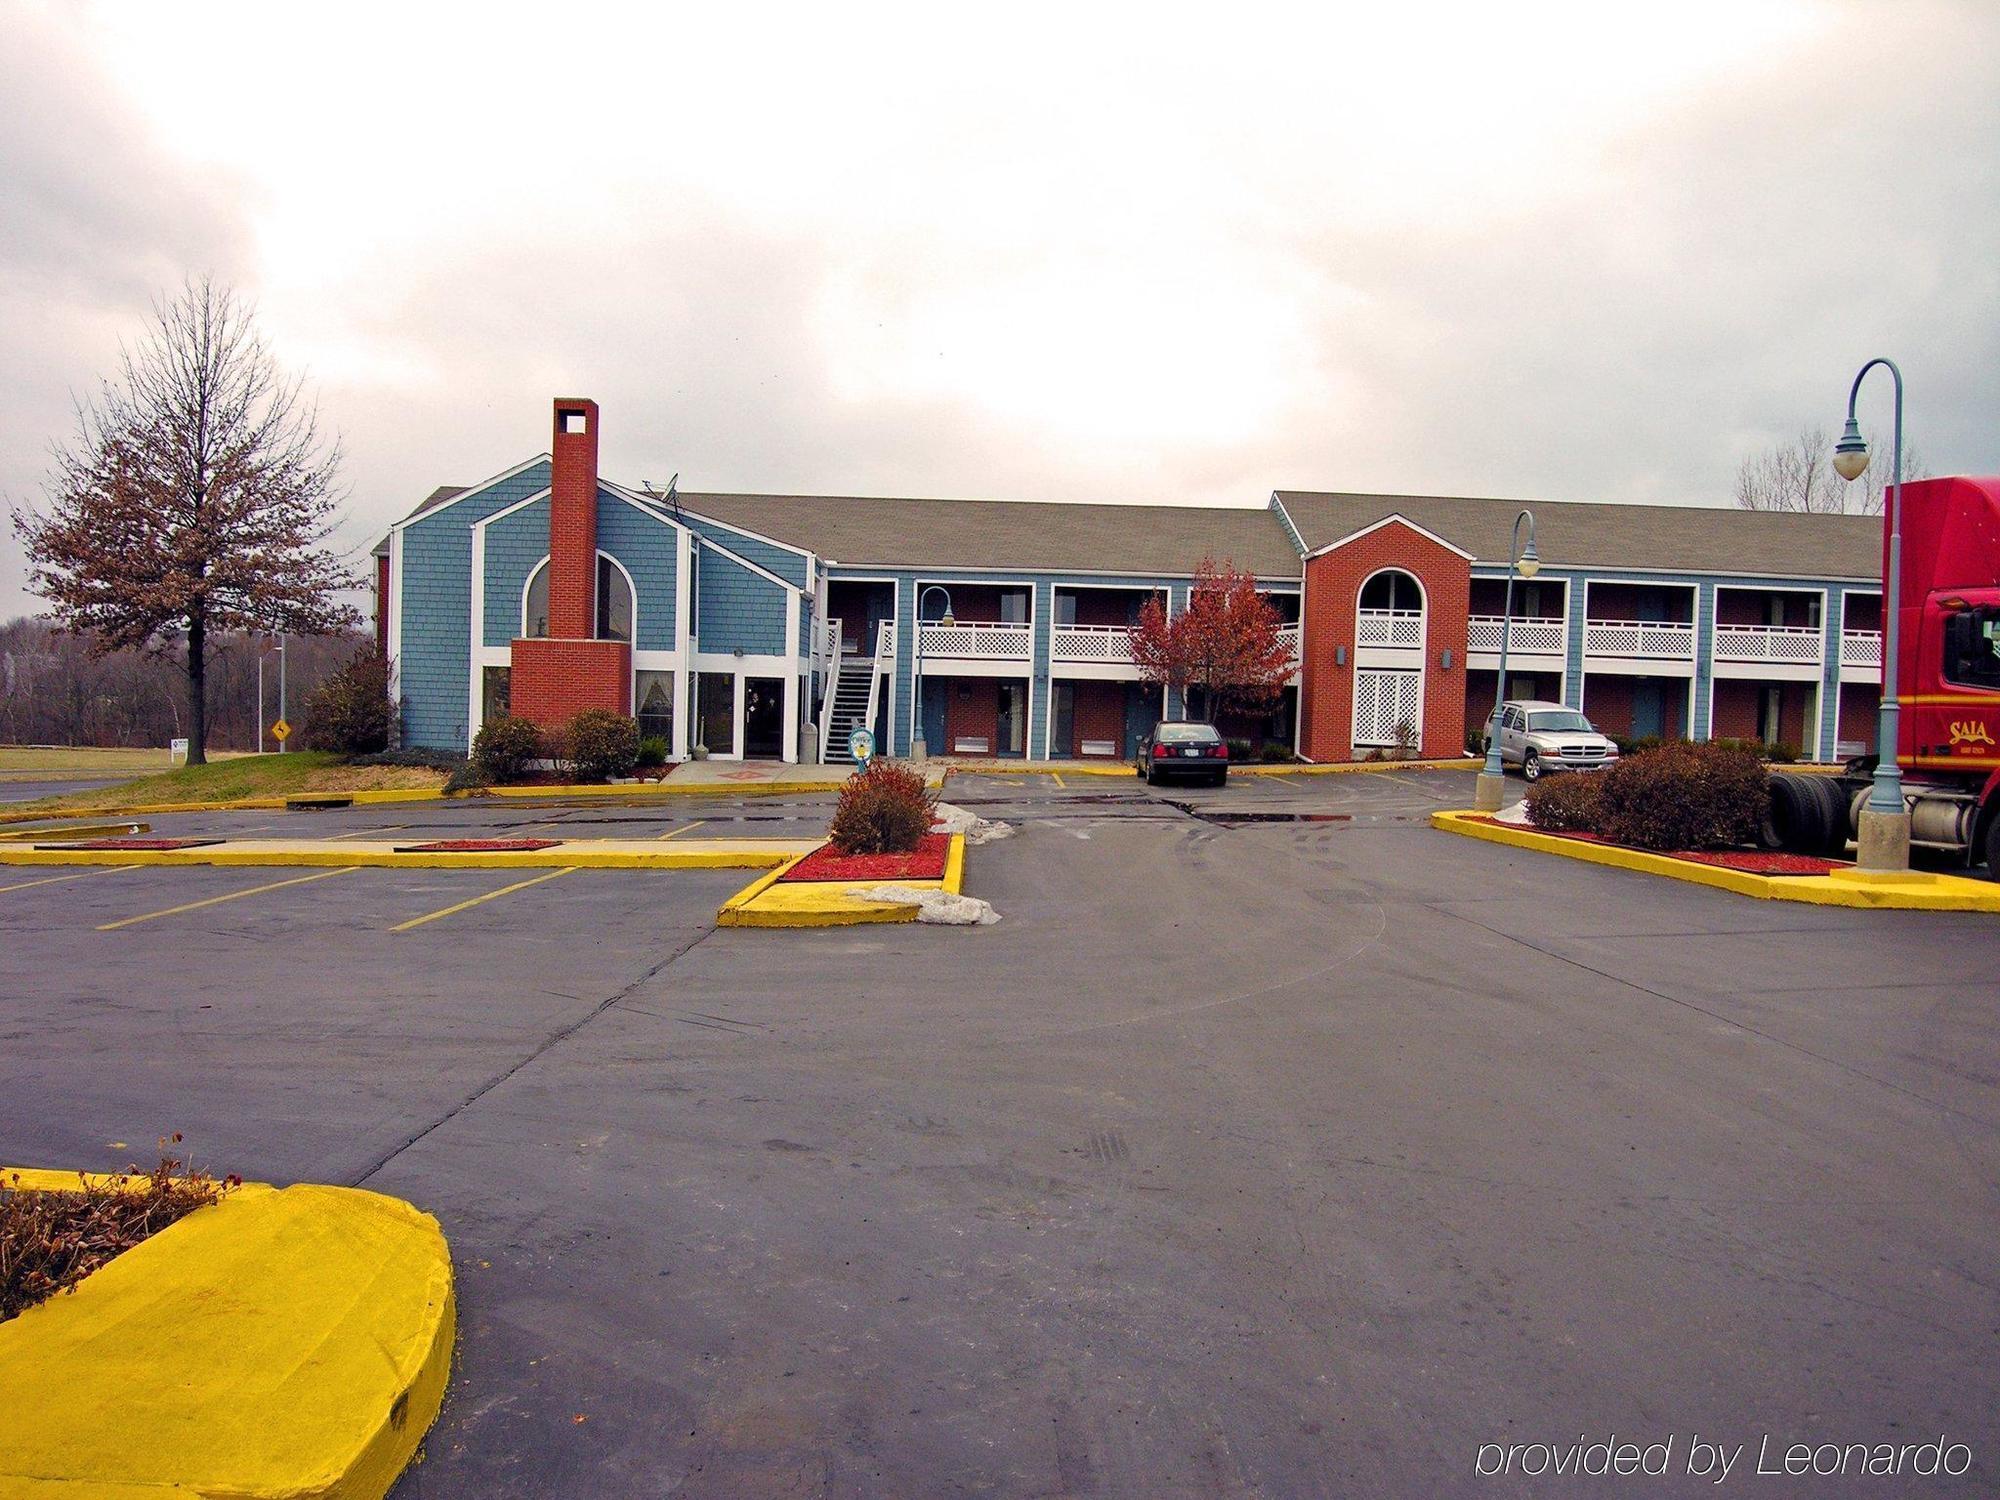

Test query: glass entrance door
[744,677,784,759]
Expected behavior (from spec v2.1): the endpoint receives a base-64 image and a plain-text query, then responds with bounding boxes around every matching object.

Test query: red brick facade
[1070,680,1126,757]
[1580,676,1689,741]
[1709,679,1813,747]
[549,398,600,640]
[944,678,1000,753]
[1298,520,1471,762]
[510,637,633,724]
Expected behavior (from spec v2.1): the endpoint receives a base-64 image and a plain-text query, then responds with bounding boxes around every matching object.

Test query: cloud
[0,4,254,615]
[4,0,1998,626]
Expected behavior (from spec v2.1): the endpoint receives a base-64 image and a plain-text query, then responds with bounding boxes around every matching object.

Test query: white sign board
[169,738,189,765]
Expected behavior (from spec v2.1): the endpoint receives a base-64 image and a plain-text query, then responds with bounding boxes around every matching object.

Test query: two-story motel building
[377,398,1885,766]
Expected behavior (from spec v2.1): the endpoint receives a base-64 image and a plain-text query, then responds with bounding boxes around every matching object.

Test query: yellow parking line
[1049,771,1067,788]
[0,865,138,895]
[391,867,578,933]
[657,819,707,840]
[323,824,408,842]
[97,867,359,931]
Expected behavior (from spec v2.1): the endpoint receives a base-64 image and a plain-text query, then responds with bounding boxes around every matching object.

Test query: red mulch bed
[42,837,220,851]
[782,833,950,882]
[1468,816,1845,876]
[395,838,564,853]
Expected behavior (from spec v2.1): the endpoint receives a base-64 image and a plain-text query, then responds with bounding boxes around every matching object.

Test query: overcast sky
[3,0,1996,620]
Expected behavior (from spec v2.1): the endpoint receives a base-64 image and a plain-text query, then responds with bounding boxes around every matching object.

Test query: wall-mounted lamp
[1335,644,1349,667]
[1441,648,1455,671]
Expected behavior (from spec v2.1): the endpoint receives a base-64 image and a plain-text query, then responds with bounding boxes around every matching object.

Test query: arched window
[1359,569,1424,613]
[523,560,551,638]
[520,554,634,642]
[597,554,633,643]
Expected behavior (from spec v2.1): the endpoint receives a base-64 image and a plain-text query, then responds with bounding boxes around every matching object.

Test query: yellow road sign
[270,718,292,743]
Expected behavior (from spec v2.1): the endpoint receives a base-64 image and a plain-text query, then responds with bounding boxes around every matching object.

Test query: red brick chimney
[507,396,632,731]
[548,398,600,638]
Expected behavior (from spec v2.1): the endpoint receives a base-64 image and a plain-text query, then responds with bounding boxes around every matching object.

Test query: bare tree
[12,279,357,762]
[1734,424,1927,516]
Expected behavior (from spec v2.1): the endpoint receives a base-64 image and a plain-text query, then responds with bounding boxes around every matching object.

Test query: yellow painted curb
[717,833,968,927]
[0,1175,453,1499]
[1432,810,2000,911]
[0,837,820,872]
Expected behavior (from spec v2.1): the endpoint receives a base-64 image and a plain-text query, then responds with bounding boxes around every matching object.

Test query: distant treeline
[0,616,366,750]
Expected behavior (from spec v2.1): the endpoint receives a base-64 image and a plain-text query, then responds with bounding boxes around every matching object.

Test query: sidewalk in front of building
[934,755,1481,777]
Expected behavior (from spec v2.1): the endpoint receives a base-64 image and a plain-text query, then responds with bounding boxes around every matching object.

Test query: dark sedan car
[1135,720,1229,786]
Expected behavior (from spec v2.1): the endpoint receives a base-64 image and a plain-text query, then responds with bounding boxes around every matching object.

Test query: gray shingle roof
[674,492,1304,579]
[1273,491,1881,580]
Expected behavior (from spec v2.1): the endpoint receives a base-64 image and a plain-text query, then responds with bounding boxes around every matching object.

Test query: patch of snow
[1495,800,1534,826]
[931,801,1014,845]
[854,887,1001,925]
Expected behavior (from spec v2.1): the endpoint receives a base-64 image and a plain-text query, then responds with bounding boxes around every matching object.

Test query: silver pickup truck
[1496,700,1620,781]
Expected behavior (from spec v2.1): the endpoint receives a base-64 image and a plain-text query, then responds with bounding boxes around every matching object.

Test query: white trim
[468,525,487,743]
[827,561,1305,586]
[695,532,803,596]
[783,590,802,762]
[386,528,403,703]
[660,497,816,564]
[1305,513,1476,563]
[387,455,551,534]
[598,550,638,652]
[1471,562,1878,585]
[674,528,692,759]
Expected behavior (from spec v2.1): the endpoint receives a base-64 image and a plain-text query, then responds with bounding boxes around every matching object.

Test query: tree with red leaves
[13,279,356,764]
[1127,557,1295,724]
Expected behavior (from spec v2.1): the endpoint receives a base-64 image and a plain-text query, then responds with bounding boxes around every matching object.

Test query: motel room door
[1354,668,1422,749]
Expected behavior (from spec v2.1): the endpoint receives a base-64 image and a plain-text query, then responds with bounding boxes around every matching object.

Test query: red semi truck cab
[1893,476,2000,786]
[1767,475,2000,871]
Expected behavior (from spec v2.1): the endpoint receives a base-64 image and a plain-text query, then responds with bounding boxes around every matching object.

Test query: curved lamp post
[1833,358,1910,870]
[909,585,954,761]
[1473,509,1539,812]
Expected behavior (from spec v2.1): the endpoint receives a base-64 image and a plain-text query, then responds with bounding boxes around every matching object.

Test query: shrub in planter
[443,761,491,795]
[562,708,641,783]
[1591,740,1769,851]
[828,759,936,855]
[636,735,670,768]
[298,650,396,754]
[1766,740,1802,764]
[1522,772,1605,832]
[471,714,542,784]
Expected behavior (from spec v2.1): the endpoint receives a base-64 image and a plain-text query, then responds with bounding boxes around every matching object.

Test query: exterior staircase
[821,657,877,763]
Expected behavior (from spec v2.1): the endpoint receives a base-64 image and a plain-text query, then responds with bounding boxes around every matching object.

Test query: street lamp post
[1833,358,1910,870]
[1473,509,1540,813]
[909,585,954,762]
[277,633,288,754]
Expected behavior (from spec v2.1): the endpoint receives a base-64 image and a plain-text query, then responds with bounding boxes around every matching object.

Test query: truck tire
[1767,772,1827,853]
[1808,774,1851,854]
[1524,749,1543,782]
[1985,811,2000,876]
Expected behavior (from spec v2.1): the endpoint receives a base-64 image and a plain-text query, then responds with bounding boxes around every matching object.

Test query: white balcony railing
[1712,623,1825,664]
[875,619,897,661]
[1583,619,1696,659]
[1051,624,1135,663]
[1841,629,1882,668]
[1357,608,1424,647]
[1276,623,1300,663]
[1467,615,1567,655]
[918,620,1032,659]
[820,616,843,661]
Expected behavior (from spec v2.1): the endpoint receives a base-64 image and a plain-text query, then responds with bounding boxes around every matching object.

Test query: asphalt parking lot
[4,768,1998,1496]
